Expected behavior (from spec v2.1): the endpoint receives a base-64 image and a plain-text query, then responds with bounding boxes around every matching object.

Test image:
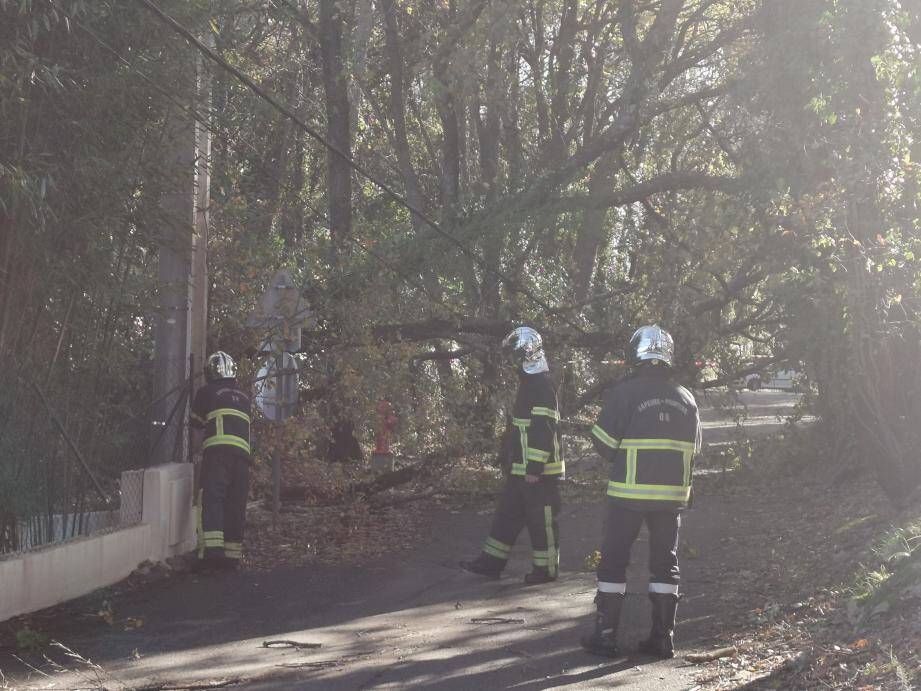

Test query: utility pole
[150,96,194,467]
[190,38,212,416]
[151,43,211,467]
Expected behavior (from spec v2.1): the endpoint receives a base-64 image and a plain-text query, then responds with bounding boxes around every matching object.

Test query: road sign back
[247,269,315,352]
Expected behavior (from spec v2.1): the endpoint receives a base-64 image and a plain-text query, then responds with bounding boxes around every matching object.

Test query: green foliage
[14,625,48,651]
[847,518,921,616]
[1,0,920,527]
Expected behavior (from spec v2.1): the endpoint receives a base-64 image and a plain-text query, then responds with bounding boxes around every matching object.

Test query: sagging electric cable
[72,13,507,350]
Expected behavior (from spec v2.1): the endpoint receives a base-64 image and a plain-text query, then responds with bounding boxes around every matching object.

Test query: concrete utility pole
[150,98,194,468]
[190,39,212,414]
[151,47,211,468]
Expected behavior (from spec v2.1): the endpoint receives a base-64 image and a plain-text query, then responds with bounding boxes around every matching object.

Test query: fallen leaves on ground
[689,437,921,690]
[243,496,429,571]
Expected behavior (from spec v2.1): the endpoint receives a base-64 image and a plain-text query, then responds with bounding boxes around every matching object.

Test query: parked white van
[742,367,800,391]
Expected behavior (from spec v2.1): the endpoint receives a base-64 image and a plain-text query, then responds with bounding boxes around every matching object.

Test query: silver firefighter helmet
[502,326,549,374]
[629,325,674,367]
[206,351,237,381]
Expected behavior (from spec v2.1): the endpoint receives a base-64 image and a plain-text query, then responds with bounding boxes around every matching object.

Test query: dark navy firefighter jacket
[591,365,700,511]
[191,378,252,460]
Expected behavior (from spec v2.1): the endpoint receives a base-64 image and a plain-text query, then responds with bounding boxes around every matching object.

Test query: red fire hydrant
[372,399,398,472]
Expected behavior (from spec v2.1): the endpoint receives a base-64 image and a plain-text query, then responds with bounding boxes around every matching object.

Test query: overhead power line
[71,14,483,331]
[133,0,588,336]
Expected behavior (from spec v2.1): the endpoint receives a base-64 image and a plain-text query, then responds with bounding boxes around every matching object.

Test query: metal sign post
[248,269,314,526]
[272,353,283,526]
[255,353,299,525]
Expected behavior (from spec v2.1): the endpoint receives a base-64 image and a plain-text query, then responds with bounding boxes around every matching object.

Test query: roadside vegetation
[1,0,920,687]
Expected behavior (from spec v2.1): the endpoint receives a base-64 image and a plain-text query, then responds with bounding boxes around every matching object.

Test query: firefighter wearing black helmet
[460,326,564,584]
[581,325,701,659]
[190,351,252,571]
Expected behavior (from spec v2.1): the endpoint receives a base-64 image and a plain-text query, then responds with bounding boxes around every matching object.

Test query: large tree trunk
[818,0,920,503]
[281,61,310,250]
[320,0,362,463]
[382,0,424,230]
[319,0,352,249]
[475,37,502,318]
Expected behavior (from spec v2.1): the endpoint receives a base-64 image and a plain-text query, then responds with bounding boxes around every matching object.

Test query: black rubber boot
[523,566,556,585]
[580,592,625,657]
[637,593,679,658]
[459,554,503,579]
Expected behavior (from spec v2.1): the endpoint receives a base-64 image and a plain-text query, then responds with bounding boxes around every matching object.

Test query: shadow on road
[1,494,728,690]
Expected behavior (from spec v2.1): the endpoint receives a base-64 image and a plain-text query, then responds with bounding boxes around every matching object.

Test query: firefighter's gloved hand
[524,474,540,484]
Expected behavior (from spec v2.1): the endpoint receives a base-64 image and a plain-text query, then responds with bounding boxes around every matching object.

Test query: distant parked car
[741,367,800,391]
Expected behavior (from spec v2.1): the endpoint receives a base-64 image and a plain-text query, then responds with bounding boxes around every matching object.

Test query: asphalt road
[1,390,801,690]
[698,388,805,444]
[5,500,727,691]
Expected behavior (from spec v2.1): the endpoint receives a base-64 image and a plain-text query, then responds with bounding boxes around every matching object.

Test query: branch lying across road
[370,318,628,352]
[372,318,511,343]
[685,646,739,663]
[282,447,466,503]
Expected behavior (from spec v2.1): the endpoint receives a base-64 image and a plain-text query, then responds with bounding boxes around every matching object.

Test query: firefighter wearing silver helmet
[630,324,675,366]
[460,326,564,584]
[206,350,237,381]
[191,351,252,571]
[581,325,701,659]
[502,326,549,374]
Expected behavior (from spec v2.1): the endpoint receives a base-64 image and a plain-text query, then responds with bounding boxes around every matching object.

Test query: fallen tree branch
[280,448,465,504]
[470,617,526,625]
[262,640,322,650]
[141,679,243,691]
[372,318,510,343]
[277,652,374,670]
[348,447,463,497]
[685,645,738,663]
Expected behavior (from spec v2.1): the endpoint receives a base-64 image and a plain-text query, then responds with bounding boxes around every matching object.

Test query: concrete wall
[0,463,196,623]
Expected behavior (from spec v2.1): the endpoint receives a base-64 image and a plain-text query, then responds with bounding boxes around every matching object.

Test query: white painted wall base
[0,463,196,624]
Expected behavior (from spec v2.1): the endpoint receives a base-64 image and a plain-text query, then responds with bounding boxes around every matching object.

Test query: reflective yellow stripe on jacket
[591,424,620,450]
[510,409,564,477]
[605,438,694,503]
[534,406,564,475]
[510,416,530,476]
[203,407,252,455]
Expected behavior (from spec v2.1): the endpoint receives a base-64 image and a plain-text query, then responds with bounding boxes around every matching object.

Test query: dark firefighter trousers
[479,476,560,575]
[596,502,680,593]
[199,451,250,561]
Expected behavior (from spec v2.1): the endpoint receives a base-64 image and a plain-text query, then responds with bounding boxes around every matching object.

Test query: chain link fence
[0,365,159,559]
[118,468,146,527]
[0,470,146,560]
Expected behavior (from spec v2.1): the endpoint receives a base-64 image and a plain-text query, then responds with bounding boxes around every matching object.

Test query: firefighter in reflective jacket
[581,325,701,659]
[460,326,564,584]
[190,351,252,570]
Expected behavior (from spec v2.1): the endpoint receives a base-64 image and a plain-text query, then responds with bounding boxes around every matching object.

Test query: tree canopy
[2,0,920,544]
